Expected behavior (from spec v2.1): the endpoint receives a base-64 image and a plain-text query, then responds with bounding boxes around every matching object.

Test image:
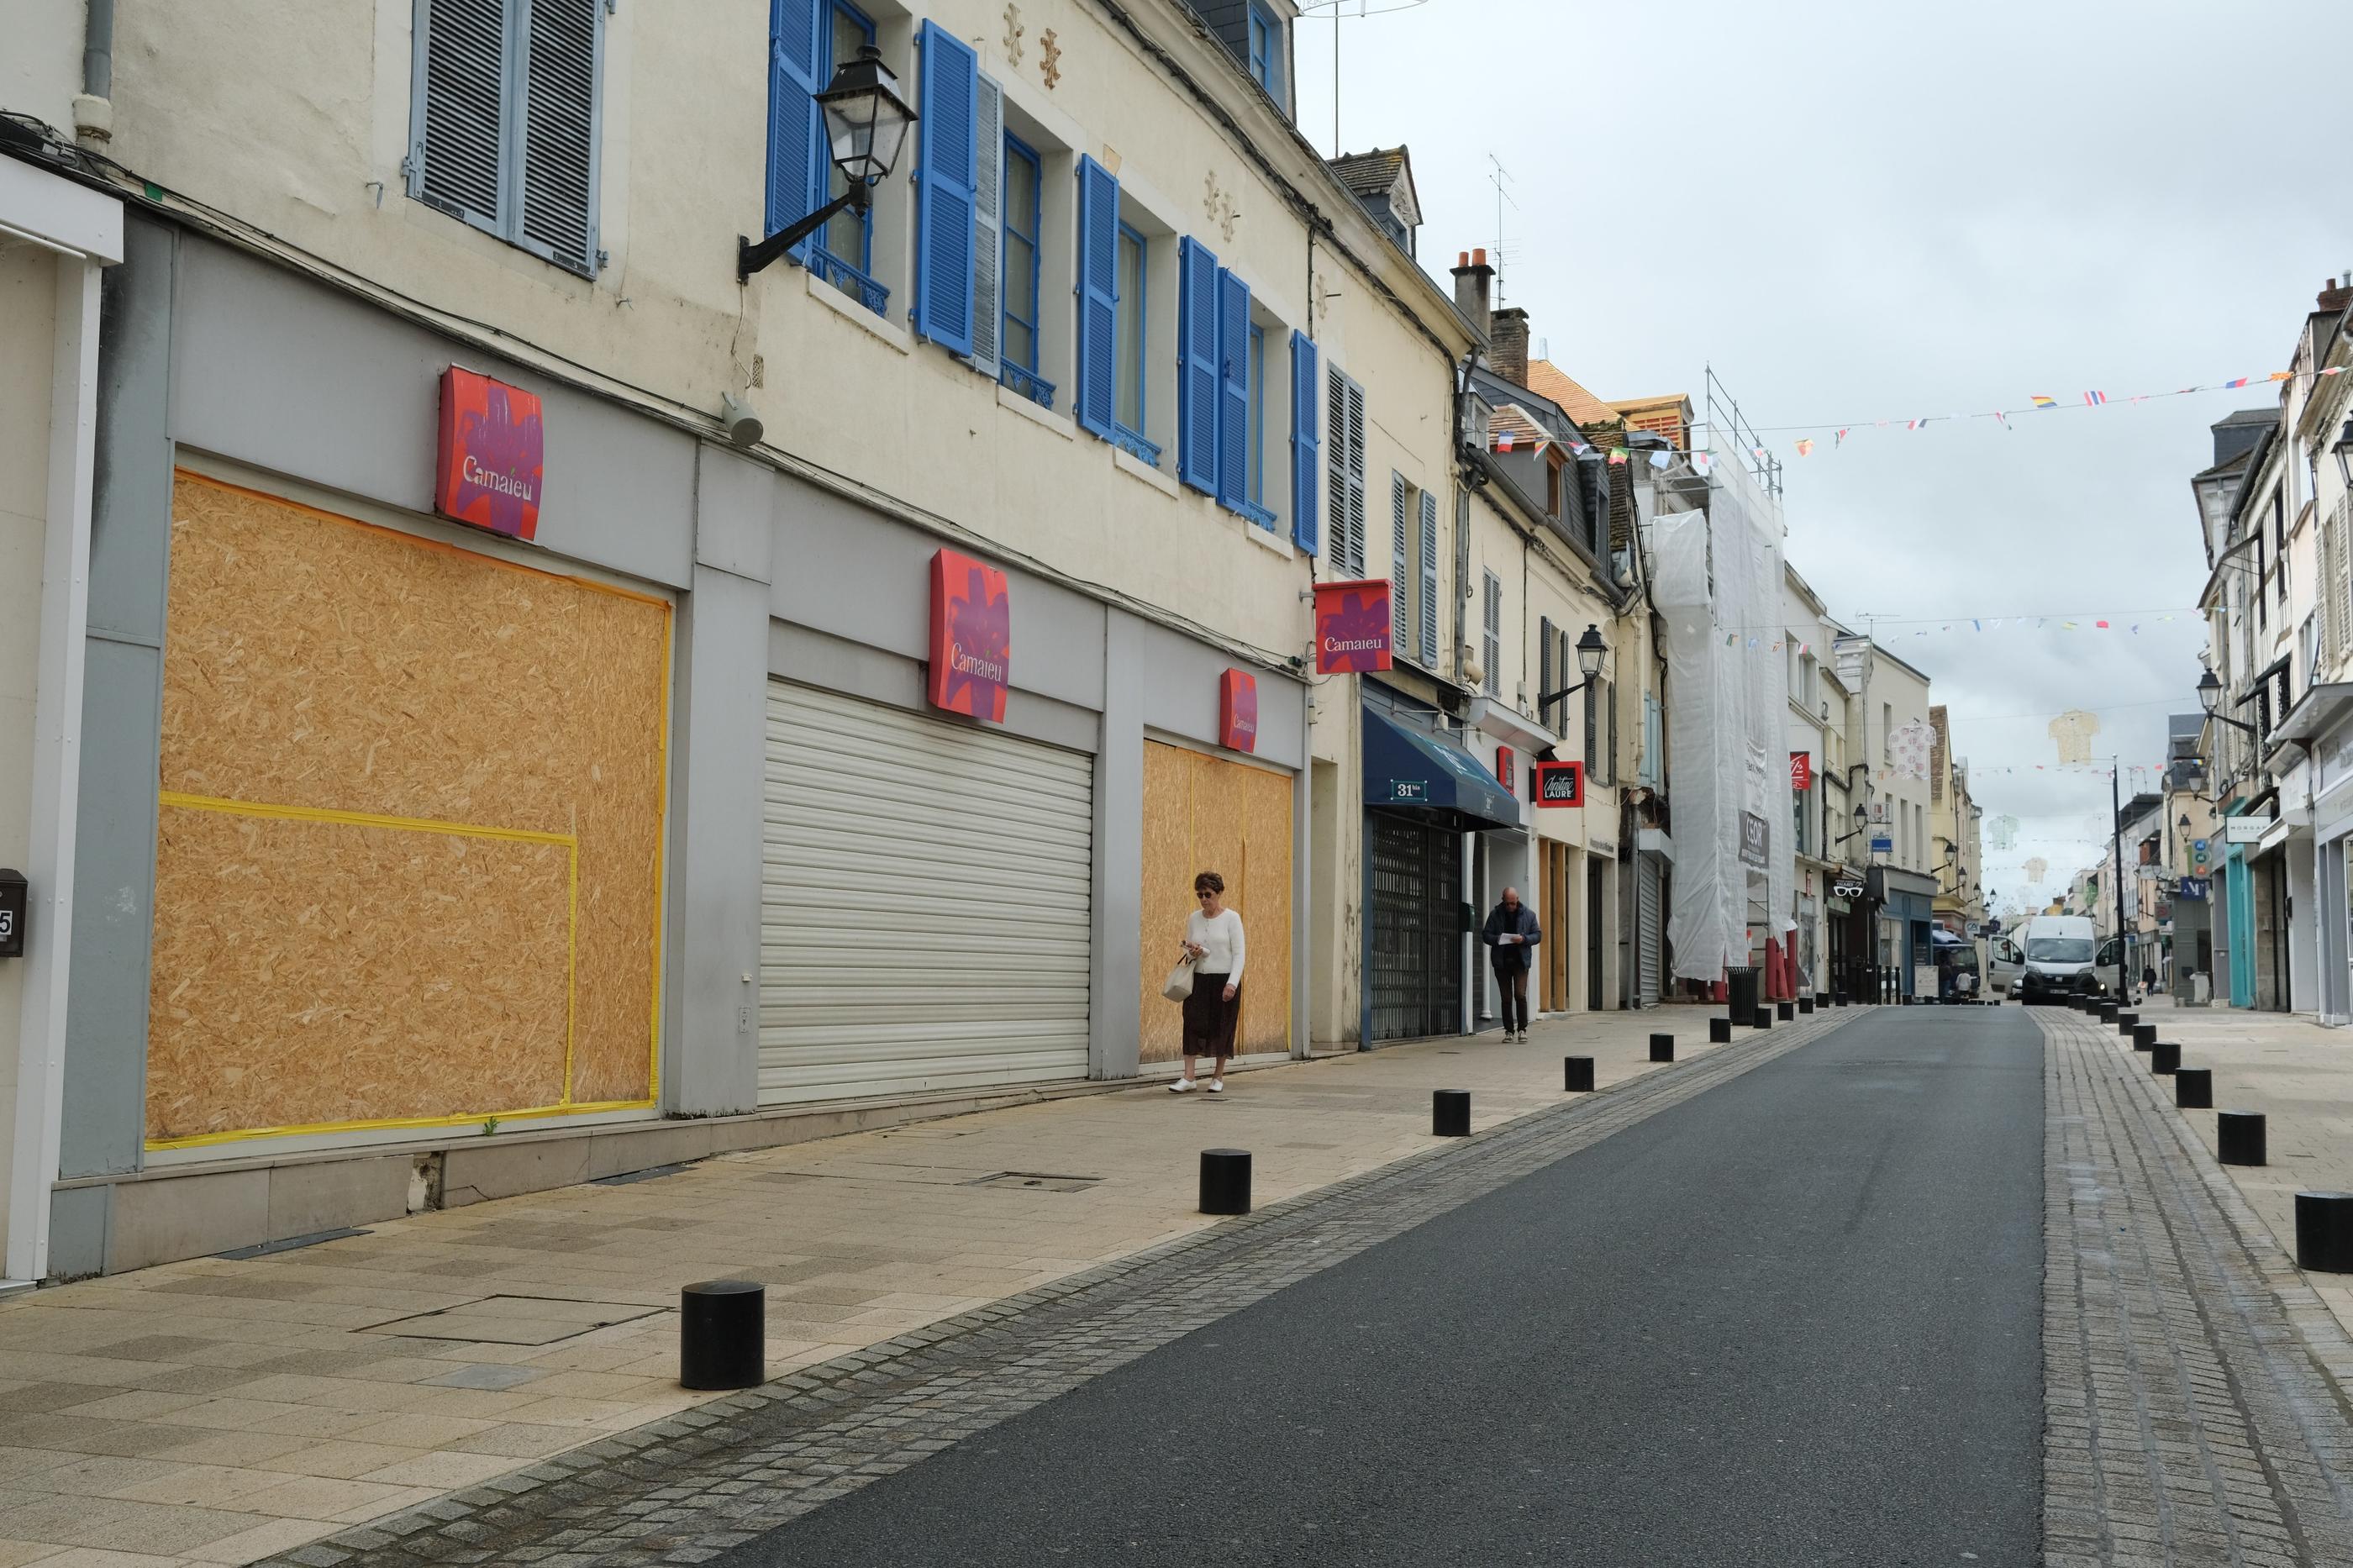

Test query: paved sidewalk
[2114,997,2353,1342]
[2036,1004,2353,1565]
[0,1003,1813,1567]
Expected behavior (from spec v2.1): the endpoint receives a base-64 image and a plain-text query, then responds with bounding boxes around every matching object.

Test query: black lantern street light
[2332,418,2353,491]
[1535,624,1610,708]
[738,46,917,282]
[2196,668,2259,735]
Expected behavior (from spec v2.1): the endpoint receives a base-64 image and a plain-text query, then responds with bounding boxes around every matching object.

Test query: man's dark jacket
[1481,902,1544,971]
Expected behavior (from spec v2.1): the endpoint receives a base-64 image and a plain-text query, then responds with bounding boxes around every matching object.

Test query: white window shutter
[1391,473,1410,650]
[1418,488,1439,663]
[413,0,510,225]
[518,0,603,276]
[968,75,1003,380]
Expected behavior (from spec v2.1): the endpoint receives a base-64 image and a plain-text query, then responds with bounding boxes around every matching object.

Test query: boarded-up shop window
[1137,740,1293,1063]
[145,473,669,1147]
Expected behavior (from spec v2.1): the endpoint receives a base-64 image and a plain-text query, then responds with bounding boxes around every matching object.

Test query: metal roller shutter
[1637,853,1665,1007]
[760,681,1093,1105]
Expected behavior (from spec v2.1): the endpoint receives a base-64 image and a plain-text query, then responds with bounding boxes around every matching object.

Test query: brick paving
[249,1008,1858,1567]
[2038,1003,2353,1565]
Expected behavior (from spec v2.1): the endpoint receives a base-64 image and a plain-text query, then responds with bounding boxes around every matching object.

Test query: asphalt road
[721,1007,2045,1566]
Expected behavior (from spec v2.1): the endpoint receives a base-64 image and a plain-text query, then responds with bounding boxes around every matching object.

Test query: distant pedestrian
[2141,963,2156,998]
[1481,887,1543,1042]
[1170,871,1244,1095]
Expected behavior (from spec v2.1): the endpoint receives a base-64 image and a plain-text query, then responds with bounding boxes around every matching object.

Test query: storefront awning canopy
[1363,706,1523,832]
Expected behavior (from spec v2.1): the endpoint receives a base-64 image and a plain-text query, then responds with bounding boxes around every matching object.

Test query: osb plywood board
[147,805,572,1139]
[150,473,668,1140]
[1136,743,1294,1063]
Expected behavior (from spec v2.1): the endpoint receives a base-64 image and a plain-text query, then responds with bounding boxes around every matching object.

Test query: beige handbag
[1162,954,1196,1002]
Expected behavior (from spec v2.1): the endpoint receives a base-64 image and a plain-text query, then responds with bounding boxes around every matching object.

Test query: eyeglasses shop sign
[1739,811,1770,869]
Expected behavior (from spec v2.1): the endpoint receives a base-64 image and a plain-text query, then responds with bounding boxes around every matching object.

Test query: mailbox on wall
[0,867,25,959]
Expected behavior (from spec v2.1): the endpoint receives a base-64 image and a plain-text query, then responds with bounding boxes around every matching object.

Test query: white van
[2014,915,2110,1003]
[1986,933,2024,998]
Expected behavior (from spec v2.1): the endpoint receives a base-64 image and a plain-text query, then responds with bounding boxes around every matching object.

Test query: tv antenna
[1488,154,1519,305]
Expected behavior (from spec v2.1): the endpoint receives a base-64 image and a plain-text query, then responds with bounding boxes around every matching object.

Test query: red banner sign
[1789,751,1813,791]
[1312,579,1394,673]
[1534,760,1585,808]
[1219,670,1259,753]
[1496,745,1516,792]
[928,548,1011,722]
[435,367,545,541]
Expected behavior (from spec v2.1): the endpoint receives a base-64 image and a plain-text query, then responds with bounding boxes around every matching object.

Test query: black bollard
[1650,1033,1675,1063]
[2175,1068,2213,1109]
[2098,1002,2119,1024]
[1199,1148,1252,1214]
[1433,1090,1471,1138]
[1776,1001,1794,1022]
[1564,1055,1595,1092]
[1708,1017,1733,1044]
[2150,1041,2180,1076]
[2218,1111,2267,1166]
[2295,1192,2353,1273]
[1798,997,1814,1015]
[1834,992,1849,1008]
[1815,992,1830,1010]
[2132,1023,2156,1050]
[680,1280,765,1391]
[1753,1008,1771,1029]
[2118,1011,2140,1033]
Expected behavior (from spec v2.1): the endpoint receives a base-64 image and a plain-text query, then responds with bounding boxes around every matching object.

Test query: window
[408,0,606,277]
[1325,366,1366,575]
[1585,677,1611,785]
[821,2,877,275]
[1793,775,1810,857]
[1246,3,1283,101]
[1114,223,1152,457]
[1247,322,1267,516]
[766,0,887,311]
[1882,703,1892,760]
[1482,572,1502,697]
[999,133,1045,403]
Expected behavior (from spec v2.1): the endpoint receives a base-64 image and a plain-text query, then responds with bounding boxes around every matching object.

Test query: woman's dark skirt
[1182,972,1241,1058]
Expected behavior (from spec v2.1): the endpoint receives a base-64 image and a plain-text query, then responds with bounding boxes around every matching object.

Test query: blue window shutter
[1290,332,1320,554]
[766,0,824,261]
[1176,237,1220,492]
[1215,269,1250,508]
[1076,156,1119,438]
[912,20,977,353]
[1419,487,1440,661]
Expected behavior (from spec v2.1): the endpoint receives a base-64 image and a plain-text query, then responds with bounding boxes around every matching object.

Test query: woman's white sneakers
[1168,1076,1197,1093]
[1206,1079,1224,1093]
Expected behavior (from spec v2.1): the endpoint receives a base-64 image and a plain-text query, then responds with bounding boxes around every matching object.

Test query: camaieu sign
[1312,579,1394,674]
[436,366,545,541]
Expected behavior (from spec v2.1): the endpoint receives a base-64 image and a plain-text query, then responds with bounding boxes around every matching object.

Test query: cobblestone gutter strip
[264,1010,1860,1568]
[2039,1008,2353,1566]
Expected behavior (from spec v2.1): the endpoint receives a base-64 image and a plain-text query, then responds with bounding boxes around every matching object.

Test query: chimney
[2322,274,2353,314]
[1450,248,1494,341]
[1489,306,1530,388]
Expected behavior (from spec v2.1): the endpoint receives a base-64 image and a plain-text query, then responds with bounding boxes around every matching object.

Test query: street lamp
[2333,418,2353,491]
[1534,624,1610,708]
[2196,669,2260,734]
[738,46,917,282]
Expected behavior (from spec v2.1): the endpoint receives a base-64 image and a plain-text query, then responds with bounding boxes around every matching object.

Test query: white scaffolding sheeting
[1653,457,1794,983]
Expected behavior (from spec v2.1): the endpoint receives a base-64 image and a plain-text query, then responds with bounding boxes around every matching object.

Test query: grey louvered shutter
[1391,474,1410,650]
[1346,380,1366,576]
[410,0,508,228]
[1418,488,1439,663]
[1539,617,1556,729]
[1605,676,1618,786]
[968,75,1003,380]
[519,0,603,275]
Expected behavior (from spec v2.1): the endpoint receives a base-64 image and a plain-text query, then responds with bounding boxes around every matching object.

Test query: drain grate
[591,1162,693,1187]
[215,1226,371,1260]
[964,1171,1103,1193]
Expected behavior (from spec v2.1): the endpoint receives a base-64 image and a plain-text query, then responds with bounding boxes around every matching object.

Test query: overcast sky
[1296,0,2353,913]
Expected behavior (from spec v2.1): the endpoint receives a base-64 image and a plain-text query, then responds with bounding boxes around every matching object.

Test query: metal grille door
[1637,854,1665,1006]
[1367,811,1461,1042]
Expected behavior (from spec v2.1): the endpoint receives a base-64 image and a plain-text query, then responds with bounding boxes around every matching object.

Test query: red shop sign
[1496,745,1516,792]
[1533,760,1585,808]
[1312,578,1393,673]
[1789,751,1813,791]
[1219,670,1260,753]
[928,548,1012,722]
[435,366,545,541]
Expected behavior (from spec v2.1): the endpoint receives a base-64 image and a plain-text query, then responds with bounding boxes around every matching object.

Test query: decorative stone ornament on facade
[435,367,545,541]
[1003,3,1025,65]
[928,549,1013,722]
[1040,28,1062,88]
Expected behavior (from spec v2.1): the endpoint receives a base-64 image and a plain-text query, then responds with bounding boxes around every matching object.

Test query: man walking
[1481,887,1544,1042]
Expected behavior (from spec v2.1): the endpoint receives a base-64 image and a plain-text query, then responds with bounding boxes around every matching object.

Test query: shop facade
[31,220,1306,1279]
[1869,866,1939,1001]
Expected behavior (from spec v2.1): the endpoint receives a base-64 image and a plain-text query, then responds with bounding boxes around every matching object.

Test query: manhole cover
[359,1295,666,1345]
[965,1172,1102,1193]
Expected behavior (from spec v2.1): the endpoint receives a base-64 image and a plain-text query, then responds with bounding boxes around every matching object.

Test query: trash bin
[1727,966,1761,1021]
[2192,971,2212,1005]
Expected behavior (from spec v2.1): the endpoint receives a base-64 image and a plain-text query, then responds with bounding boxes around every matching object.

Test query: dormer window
[1247,4,1285,101]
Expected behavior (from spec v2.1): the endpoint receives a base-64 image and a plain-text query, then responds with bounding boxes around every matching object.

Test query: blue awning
[1362,706,1522,832]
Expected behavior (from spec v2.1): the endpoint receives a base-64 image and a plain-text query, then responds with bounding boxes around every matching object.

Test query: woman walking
[1171,871,1245,1094]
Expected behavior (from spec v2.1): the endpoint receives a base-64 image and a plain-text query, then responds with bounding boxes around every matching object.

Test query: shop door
[1367,811,1462,1041]
[1586,859,1605,1010]
[1636,854,1664,1006]
[1544,842,1571,1009]
[760,681,1094,1104]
